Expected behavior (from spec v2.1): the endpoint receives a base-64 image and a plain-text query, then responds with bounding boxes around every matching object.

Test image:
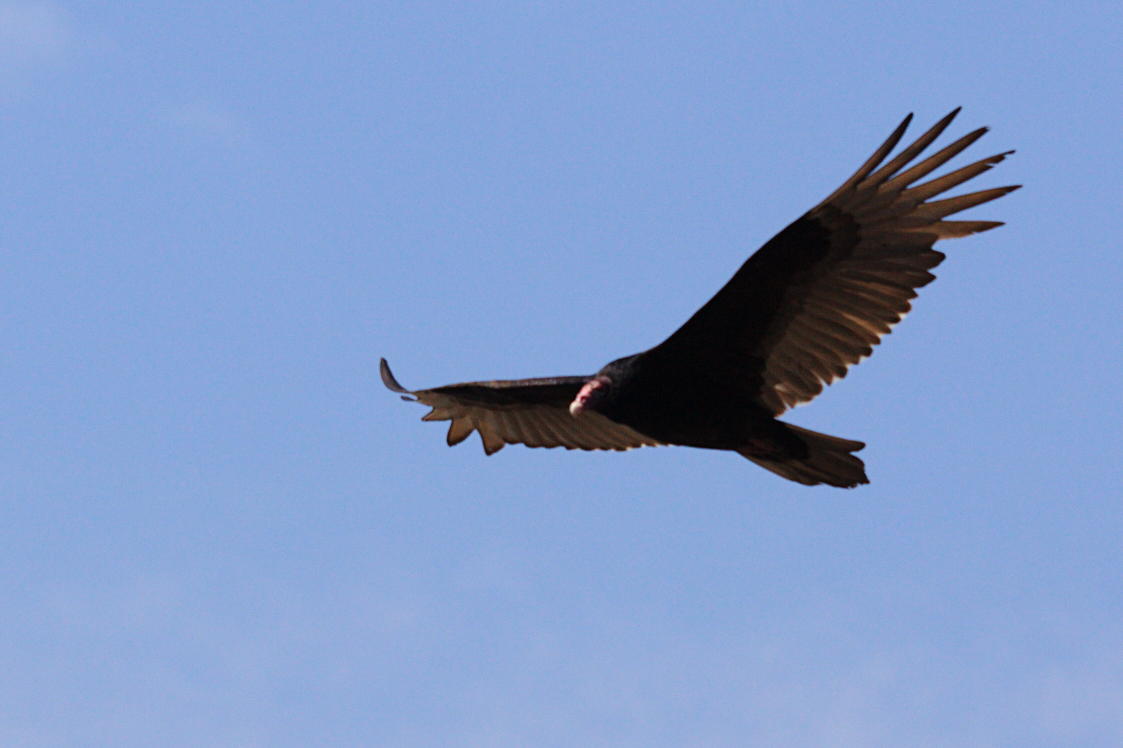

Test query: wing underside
[653,108,1019,416]
[380,358,662,454]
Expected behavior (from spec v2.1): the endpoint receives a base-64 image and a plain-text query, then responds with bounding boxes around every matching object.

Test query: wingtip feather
[380,357,414,396]
[446,417,474,446]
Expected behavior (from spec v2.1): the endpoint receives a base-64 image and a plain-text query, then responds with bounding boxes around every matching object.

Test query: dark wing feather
[650,108,1019,415]
[380,359,662,454]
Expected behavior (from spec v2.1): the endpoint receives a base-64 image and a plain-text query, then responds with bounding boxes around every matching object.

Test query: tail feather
[738,422,869,488]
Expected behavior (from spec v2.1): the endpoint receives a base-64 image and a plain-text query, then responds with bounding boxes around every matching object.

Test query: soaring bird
[381,109,1018,487]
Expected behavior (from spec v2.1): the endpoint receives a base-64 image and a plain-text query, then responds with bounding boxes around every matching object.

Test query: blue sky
[3,1,1122,745]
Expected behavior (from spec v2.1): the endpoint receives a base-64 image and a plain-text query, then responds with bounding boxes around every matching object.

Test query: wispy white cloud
[0,1,74,65]
[1035,657,1123,744]
[0,1,78,96]
[164,99,252,145]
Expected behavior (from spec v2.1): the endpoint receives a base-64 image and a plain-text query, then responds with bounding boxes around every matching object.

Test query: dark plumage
[382,109,1018,487]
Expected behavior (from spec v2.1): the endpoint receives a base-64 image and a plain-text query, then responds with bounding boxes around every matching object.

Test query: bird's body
[582,353,770,450]
[382,109,1018,487]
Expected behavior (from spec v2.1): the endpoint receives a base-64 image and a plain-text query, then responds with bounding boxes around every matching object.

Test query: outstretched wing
[380,358,662,454]
[650,108,1020,415]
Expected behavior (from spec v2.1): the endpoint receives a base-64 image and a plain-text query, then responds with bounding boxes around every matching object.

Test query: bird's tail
[737,422,869,488]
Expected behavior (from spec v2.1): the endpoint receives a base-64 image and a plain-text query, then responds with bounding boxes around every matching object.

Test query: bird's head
[569,375,612,416]
[569,356,640,417]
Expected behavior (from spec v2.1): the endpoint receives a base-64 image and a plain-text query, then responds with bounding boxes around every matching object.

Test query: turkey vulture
[382,109,1018,487]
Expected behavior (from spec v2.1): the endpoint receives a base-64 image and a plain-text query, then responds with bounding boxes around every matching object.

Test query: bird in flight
[382,109,1018,487]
